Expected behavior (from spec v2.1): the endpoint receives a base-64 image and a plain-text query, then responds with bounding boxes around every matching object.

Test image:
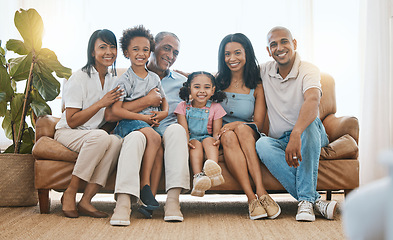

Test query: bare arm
[111,100,154,125]
[66,86,122,128]
[105,88,162,122]
[212,118,222,146]
[285,88,321,167]
[252,84,267,132]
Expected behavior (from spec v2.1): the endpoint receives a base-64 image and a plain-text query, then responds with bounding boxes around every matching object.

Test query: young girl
[110,25,167,216]
[175,71,227,197]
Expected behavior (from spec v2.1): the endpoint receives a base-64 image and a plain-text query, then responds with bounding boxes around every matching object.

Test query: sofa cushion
[320,134,358,160]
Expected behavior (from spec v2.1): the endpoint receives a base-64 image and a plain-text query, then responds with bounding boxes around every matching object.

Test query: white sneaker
[314,199,337,220]
[110,206,131,226]
[190,173,211,197]
[296,200,315,222]
[164,201,184,222]
[203,159,225,187]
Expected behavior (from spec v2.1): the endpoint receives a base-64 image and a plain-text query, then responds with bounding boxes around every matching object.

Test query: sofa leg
[344,189,352,198]
[38,189,50,214]
[326,190,332,200]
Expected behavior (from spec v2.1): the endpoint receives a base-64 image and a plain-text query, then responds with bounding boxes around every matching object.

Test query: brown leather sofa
[32,73,359,214]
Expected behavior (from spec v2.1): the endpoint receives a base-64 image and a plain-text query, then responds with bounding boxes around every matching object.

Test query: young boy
[110,25,168,225]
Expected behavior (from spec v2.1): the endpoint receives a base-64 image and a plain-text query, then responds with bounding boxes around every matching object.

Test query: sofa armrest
[322,114,359,143]
[320,134,359,160]
[35,115,60,141]
[33,115,78,162]
[32,136,78,162]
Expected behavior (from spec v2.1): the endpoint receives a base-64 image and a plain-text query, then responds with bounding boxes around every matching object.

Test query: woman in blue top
[216,33,280,220]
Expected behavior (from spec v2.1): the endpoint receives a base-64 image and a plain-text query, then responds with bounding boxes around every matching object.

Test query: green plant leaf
[30,90,52,117]
[8,53,32,81]
[0,44,5,55]
[21,126,35,152]
[6,39,29,55]
[4,144,15,153]
[0,65,13,101]
[3,93,31,149]
[2,110,13,140]
[37,48,72,79]
[4,127,34,154]
[30,101,51,118]
[14,8,43,52]
[0,98,6,117]
[32,68,60,101]
[10,93,25,121]
[0,45,6,66]
[0,55,5,66]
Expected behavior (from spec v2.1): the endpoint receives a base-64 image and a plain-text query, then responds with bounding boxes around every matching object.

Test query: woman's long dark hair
[179,71,226,103]
[216,33,261,91]
[82,29,117,77]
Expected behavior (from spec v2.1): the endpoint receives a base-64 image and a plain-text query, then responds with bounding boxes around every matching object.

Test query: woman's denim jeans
[256,118,329,203]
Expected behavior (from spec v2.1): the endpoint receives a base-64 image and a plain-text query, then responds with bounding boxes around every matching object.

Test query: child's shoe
[203,159,225,187]
[139,184,159,210]
[191,173,211,197]
[138,205,153,219]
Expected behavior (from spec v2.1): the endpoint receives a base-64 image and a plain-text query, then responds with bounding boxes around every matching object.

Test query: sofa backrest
[319,73,337,121]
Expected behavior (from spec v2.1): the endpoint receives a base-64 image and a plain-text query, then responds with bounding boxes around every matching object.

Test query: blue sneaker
[140,185,159,211]
[138,205,153,219]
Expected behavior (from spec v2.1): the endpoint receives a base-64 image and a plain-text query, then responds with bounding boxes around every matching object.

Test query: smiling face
[151,35,180,73]
[93,38,117,70]
[224,42,246,74]
[190,74,215,107]
[266,29,297,67]
[125,36,151,67]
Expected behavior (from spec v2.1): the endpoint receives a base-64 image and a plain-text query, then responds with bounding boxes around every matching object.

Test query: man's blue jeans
[256,118,329,203]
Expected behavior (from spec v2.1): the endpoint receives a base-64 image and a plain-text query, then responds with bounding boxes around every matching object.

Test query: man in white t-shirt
[255,26,337,222]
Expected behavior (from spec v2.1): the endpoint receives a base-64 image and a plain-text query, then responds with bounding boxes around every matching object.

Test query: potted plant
[0,8,71,206]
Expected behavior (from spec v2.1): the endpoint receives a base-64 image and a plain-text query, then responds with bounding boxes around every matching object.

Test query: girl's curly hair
[179,71,227,103]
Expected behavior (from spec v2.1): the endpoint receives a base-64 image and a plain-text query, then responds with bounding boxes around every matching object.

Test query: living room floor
[0,191,347,240]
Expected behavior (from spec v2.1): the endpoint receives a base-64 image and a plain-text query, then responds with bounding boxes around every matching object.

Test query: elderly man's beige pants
[114,123,190,199]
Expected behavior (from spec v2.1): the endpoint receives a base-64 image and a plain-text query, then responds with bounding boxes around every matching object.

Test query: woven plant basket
[0,154,38,207]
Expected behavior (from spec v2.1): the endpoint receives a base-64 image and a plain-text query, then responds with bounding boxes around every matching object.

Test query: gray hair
[155,31,180,45]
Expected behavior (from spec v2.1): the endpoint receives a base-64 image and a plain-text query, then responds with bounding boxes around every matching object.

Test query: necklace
[233,79,242,88]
